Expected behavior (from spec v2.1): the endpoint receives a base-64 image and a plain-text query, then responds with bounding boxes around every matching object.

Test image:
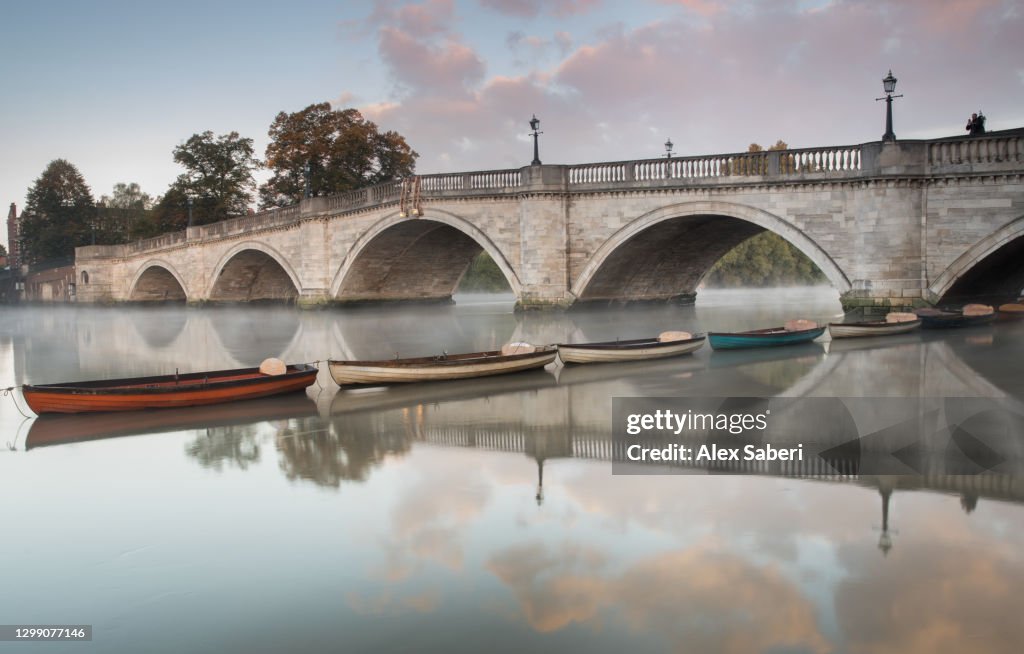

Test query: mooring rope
[2,386,33,420]
[6,416,31,451]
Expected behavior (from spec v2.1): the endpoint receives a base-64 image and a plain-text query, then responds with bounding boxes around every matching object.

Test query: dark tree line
[15,104,417,263]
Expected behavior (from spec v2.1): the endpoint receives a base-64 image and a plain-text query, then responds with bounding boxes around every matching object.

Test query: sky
[2,0,1023,247]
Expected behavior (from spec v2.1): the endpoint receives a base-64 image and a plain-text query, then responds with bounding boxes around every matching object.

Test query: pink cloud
[657,0,723,16]
[378,26,486,94]
[480,0,541,18]
[479,0,600,18]
[354,0,1024,175]
[394,0,456,36]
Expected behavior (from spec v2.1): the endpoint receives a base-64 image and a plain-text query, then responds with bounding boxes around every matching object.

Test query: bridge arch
[929,215,1024,303]
[128,259,189,302]
[330,209,522,302]
[207,241,302,302]
[571,201,851,302]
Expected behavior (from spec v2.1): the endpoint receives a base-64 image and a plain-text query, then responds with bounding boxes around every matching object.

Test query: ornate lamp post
[187,196,194,228]
[529,114,542,165]
[876,70,903,142]
[304,161,312,199]
[664,138,674,159]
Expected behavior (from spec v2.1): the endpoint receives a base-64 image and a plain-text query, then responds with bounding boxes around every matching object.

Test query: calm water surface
[1,288,1023,653]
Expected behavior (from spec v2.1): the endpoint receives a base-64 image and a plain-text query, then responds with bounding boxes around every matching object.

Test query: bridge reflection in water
[180,330,1024,561]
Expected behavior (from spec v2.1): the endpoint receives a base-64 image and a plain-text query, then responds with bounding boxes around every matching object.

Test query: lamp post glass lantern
[876,69,903,142]
[529,115,542,165]
[187,196,194,228]
[665,138,674,159]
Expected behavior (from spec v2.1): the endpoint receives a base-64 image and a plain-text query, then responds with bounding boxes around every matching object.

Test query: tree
[457,252,512,293]
[260,103,418,208]
[101,182,154,211]
[19,159,96,263]
[705,232,826,287]
[145,186,191,238]
[0,242,7,258]
[98,182,155,242]
[748,140,789,152]
[172,131,259,225]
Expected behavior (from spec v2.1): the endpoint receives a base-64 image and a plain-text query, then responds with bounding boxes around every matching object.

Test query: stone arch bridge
[76,129,1024,309]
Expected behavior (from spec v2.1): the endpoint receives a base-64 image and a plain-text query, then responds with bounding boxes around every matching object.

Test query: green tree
[144,186,191,238]
[19,159,97,263]
[173,131,259,225]
[98,182,155,242]
[457,252,512,293]
[705,232,826,287]
[260,103,418,208]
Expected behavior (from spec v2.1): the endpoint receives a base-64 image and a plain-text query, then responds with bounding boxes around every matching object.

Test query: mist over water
[1,287,1023,653]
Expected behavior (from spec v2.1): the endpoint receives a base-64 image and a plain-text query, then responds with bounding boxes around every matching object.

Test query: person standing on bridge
[966,112,987,135]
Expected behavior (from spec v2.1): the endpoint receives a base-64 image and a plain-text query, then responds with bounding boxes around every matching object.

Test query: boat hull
[708,326,826,350]
[828,320,921,339]
[22,365,319,415]
[328,348,557,386]
[918,313,996,329]
[557,336,705,364]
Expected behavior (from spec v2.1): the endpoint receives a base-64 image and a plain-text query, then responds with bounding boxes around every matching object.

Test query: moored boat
[997,303,1024,320]
[25,392,318,449]
[328,343,557,386]
[828,312,921,339]
[557,331,705,364]
[916,304,996,329]
[21,360,319,415]
[708,320,826,350]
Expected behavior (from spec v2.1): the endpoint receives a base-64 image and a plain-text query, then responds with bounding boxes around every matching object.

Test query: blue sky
[3,0,1023,245]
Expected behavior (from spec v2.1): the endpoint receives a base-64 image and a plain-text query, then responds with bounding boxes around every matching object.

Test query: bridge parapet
[190,205,302,240]
[568,145,864,187]
[927,130,1023,170]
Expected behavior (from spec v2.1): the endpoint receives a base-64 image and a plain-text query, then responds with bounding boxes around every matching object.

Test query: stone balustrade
[90,128,1024,259]
[928,132,1023,166]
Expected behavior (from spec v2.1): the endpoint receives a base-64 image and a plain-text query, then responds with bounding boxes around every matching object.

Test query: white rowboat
[328,346,557,386]
[828,319,921,339]
[557,335,705,364]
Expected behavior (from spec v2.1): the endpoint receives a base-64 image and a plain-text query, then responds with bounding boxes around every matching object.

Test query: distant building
[6,202,22,269]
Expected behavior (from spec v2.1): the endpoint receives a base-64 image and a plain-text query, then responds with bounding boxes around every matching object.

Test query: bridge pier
[513,165,575,311]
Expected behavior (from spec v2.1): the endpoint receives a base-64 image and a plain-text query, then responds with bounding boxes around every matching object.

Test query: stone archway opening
[129,265,187,302]
[209,249,299,303]
[336,219,513,304]
[938,233,1024,305]
[575,214,832,305]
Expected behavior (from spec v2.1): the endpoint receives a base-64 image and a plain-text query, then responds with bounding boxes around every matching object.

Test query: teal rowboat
[708,325,826,350]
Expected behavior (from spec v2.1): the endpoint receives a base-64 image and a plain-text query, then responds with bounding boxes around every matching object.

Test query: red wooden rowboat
[22,364,318,415]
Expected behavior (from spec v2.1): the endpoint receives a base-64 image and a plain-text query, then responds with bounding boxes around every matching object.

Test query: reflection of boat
[556,333,705,364]
[25,392,319,449]
[22,364,319,414]
[708,341,824,368]
[328,346,557,386]
[556,355,706,386]
[916,307,995,329]
[330,368,557,414]
[823,336,920,356]
[828,313,921,338]
[708,324,826,350]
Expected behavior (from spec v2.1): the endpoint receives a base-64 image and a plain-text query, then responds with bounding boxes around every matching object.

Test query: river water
[1,288,1022,653]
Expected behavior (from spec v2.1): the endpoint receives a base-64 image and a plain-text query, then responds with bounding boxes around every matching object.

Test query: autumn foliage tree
[19,159,97,263]
[260,103,418,208]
